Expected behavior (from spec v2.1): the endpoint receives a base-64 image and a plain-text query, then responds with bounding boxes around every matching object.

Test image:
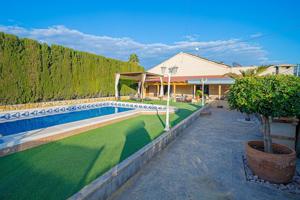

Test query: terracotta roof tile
[146,75,225,82]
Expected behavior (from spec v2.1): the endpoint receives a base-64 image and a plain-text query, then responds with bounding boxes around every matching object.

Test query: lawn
[0,100,200,200]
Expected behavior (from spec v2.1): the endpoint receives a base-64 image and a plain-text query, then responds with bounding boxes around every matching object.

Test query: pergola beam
[115,72,162,100]
[137,81,141,98]
[115,73,120,99]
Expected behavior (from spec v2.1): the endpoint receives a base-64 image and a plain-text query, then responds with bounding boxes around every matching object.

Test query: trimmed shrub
[0,32,144,104]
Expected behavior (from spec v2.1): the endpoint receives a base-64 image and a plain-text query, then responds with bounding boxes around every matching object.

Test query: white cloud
[250,33,263,39]
[0,25,269,67]
[183,34,199,41]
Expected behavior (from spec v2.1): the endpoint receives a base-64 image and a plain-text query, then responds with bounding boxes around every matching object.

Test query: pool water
[0,106,133,136]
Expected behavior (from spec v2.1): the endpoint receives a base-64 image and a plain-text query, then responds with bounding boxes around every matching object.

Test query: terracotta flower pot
[246,141,296,184]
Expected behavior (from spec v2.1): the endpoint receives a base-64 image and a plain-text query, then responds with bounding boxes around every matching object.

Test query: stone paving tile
[109,108,300,200]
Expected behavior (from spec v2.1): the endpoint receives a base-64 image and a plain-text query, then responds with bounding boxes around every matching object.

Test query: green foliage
[228,75,300,118]
[0,32,144,104]
[239,66,268,77]
[196,90,202,97]
[225,66,269,79]
[228,75,300,153]
[128,53,139,64]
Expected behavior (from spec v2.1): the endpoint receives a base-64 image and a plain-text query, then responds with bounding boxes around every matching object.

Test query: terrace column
[193,84,196,98]
[201,79,206,106]
[156,84,159,97]
[137,81,141,98]
[159,77,164,97]
[173,83,176,101]
[115,73,120,100]
[141,73,147,100]
[218,84,222,100]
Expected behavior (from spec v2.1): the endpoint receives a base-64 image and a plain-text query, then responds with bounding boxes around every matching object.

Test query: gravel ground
[109,108,300,200]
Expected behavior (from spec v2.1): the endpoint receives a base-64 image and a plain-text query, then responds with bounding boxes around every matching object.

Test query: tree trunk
[262,115,273,153]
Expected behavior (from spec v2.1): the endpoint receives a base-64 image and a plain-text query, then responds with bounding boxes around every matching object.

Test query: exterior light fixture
[161,65,178,131]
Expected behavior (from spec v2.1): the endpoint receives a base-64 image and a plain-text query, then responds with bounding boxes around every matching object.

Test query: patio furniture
[185,96,192,102]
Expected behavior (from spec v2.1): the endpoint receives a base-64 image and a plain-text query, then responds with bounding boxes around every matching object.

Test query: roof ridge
[147,52,183,72]
[181,52,231,68]
[147,51,232,73]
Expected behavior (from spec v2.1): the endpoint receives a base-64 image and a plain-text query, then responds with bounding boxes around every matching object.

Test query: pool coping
[68,105,206,200]
[0,101,174,157]
[0,101,168,123]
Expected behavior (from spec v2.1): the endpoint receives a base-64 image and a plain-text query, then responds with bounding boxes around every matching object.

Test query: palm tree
[129,54,139,65]
[225,66,269,79]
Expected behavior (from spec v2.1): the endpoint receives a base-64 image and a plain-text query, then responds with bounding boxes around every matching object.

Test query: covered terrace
[188,77,235,99]
[115,72,163,100]
[145,76,235,100]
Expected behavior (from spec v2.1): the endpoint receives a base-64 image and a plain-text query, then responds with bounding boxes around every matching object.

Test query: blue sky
[0,0,299,68]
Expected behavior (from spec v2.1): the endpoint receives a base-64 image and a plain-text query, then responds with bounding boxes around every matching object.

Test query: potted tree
[196,90,202,101]
[228,75,300,183]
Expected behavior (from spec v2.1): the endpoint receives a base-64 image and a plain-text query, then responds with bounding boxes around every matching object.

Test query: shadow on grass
[0,142,105,200]
[119,121,151,162]
[170,108,197,127]
[185,102,202,110]
[156,110,165,127]
[118,105,199,163]
[78,145,105,188]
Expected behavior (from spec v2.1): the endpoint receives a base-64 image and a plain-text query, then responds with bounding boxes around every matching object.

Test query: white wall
[148,52,230,76]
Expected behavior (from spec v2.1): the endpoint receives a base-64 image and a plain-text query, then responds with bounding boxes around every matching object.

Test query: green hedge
[0,32,144,105]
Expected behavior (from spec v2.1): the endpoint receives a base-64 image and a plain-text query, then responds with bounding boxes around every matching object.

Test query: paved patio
[109,108,300,200]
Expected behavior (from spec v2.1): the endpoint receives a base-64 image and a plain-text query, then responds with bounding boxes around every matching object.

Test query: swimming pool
[0,101,167,137]
[0,106,133,136]
[0,101,170,156]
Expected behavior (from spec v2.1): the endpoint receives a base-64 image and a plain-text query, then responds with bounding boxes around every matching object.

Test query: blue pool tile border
[0,101,167,122]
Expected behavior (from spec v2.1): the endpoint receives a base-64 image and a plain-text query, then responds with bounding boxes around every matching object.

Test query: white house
[144,52,297,100]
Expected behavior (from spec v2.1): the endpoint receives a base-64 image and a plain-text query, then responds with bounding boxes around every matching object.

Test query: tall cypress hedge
[0,32,144,105]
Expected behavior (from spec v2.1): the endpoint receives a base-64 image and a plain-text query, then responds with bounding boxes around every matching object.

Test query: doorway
[196,85,209,95]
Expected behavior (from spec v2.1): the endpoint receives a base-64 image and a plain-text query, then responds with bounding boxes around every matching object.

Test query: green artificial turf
[0,100,200,200]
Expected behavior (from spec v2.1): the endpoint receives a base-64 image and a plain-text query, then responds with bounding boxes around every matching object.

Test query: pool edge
[0,109,171,157]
